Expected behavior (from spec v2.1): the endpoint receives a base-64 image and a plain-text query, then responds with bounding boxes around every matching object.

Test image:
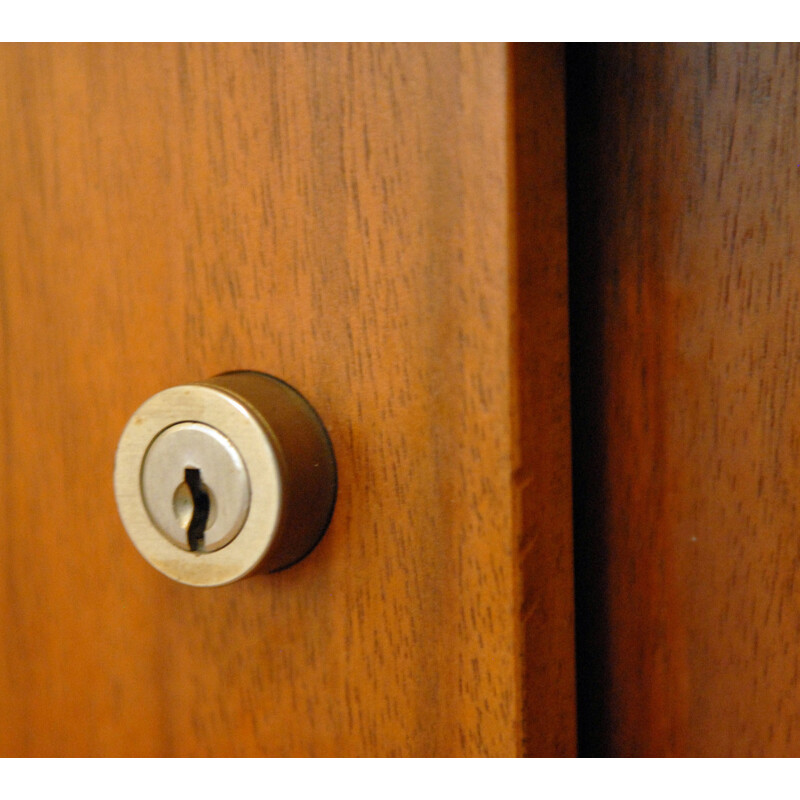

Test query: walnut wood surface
[0,44,574,756]
[570,43,800,756]
[512,44,575,756]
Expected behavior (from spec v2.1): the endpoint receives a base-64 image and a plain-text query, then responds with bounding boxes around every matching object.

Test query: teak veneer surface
[0,44,574,756]
[570,42,800,756]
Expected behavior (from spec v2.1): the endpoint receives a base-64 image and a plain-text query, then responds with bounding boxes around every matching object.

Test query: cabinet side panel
[569,43,800,756]
[512,43,577,757]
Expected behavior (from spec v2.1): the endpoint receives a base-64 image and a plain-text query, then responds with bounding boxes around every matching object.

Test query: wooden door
[569,43,800,756]
[0,44,574,756]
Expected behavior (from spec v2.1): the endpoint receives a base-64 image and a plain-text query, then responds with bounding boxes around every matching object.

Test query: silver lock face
[140,422,251,552]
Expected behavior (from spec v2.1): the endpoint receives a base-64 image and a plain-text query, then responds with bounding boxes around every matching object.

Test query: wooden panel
[0,44,574,756]
[512,44,575,756]
[569,43,800,756]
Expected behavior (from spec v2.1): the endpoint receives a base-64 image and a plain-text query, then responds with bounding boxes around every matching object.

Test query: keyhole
[174,467,210,552]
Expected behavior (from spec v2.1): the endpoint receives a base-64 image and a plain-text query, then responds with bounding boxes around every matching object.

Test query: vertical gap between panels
[565,43,612,757]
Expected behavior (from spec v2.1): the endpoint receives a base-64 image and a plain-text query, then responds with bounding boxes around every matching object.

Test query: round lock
[113,371,337,586]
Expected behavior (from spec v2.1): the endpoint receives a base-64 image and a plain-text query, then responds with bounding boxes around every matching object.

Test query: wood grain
[0,44,574,756]
[569,43,800,756]
[512,44,576,756]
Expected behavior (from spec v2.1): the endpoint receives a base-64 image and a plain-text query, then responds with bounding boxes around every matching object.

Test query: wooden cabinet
[11,41,794,760]
[0,44,575,756]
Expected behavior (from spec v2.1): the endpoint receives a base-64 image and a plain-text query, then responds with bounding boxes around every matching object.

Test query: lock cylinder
[113,371,337,586]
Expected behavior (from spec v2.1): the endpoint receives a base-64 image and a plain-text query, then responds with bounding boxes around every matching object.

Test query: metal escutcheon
[113,371,337,587]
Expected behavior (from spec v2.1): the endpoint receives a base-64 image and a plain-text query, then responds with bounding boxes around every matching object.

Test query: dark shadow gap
[566,43,612,757]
